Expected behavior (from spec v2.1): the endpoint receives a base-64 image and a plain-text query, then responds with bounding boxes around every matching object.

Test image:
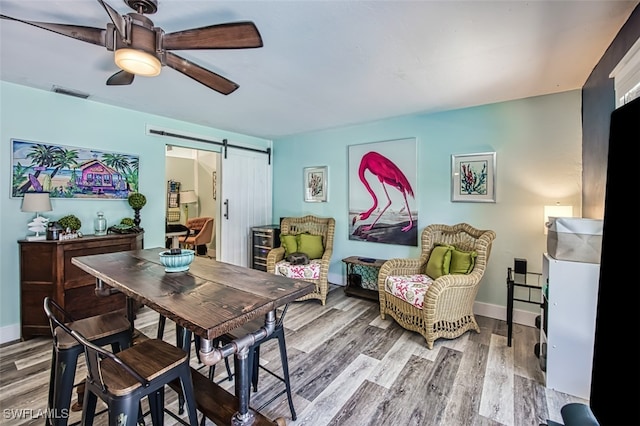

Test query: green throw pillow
[449,248,478,274]
[281,234,298,256]
[296,233,324,260]
[425,244,453,279]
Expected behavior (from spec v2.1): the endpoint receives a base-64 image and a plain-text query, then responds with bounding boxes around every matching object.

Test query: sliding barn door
[219,146,272,267]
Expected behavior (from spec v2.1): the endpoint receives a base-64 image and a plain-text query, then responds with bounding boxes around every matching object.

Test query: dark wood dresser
[18,232,143,340]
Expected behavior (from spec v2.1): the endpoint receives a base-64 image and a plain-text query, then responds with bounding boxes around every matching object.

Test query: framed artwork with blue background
[451,152,496,203]
[11,139,139,199]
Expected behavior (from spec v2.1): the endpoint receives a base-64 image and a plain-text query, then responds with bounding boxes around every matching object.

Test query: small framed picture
[303,166,328,202]
[451,152,496,203]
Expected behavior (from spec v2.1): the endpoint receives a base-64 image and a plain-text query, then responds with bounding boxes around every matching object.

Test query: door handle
[224,199,229,219]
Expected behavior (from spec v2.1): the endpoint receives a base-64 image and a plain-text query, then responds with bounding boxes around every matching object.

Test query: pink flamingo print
[352,151,415,232]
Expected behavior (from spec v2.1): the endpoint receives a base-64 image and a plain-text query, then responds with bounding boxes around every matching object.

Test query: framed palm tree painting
[11,139,139,199]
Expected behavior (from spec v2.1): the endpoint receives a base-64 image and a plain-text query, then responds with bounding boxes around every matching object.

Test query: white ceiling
[1,1,637,139]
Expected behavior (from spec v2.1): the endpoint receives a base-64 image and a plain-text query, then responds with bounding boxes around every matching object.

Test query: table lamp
[543,203,573,234]
[179,190,198,222]
[21,192,53,241]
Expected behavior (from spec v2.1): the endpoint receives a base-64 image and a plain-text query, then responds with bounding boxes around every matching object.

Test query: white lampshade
[114,48,161,77]
[179,190,198,222]
[21,192,52,213]
[21,192,52,241]
[179,190,198,204]
[543,204,573,234]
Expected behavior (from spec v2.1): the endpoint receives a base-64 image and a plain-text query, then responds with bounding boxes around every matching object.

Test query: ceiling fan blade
[165,52,239,95]
[0,14,106,46]
[163,21,263,50]
[106,70,135,86]
[97,0,126,38]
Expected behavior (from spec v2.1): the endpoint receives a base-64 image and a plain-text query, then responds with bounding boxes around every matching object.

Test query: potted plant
[57,214,81,232]
[128,192,147,227]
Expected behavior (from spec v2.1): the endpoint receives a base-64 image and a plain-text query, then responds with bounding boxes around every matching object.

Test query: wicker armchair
[378,223,496,349]
[267,215,335,305]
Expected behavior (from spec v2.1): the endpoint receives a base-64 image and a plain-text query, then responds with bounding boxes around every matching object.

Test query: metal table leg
[199,310,276,426]
[232,346,255,425]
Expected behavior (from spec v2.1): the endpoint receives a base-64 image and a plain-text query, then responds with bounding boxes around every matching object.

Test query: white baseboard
[330,279,539,328]
[0,293,537,346]
[332,273,538,328]
[473,301,539,327]
[0,323,21,345]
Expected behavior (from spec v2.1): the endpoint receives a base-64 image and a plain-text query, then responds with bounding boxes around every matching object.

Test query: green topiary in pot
[120,217,135,226]
[128,192,147,227]
[128,192,147,209]
[57,214,81,231]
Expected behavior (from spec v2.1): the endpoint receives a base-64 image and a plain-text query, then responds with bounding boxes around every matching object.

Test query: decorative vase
[47,222,63,240]
[94,211,107,236]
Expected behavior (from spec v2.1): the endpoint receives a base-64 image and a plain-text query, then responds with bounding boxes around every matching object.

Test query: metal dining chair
[44,297,199,426]
[43,297,132,426]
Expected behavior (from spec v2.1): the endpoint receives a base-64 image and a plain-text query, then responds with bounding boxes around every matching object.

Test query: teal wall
[0,80,583,341]
[0,81,270,341]
[272,90,583,315]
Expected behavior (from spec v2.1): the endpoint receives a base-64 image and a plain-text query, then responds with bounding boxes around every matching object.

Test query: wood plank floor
[0,285,587,426]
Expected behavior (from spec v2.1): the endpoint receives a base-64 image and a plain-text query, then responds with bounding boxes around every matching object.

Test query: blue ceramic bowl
[159,249,195,272]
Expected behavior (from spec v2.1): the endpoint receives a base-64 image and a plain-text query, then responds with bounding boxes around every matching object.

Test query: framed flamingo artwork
[348,138,418,246]
[451,152,496,203]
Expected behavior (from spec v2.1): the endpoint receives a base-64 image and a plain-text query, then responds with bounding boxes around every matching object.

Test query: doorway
[165,145,219,258]
[165,142,273,267]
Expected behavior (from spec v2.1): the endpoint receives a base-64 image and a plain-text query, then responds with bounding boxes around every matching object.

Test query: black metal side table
[506,267,543,347]
[342,256,387,301]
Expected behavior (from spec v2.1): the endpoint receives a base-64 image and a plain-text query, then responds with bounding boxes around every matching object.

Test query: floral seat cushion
[275,259,322,280]
[384,274,434,309]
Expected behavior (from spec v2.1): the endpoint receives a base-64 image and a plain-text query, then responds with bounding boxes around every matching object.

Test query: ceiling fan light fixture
[3,1,262,93]
[114,48,161,77]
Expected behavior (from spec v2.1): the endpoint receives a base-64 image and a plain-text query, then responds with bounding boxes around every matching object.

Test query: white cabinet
[540,253,600,400]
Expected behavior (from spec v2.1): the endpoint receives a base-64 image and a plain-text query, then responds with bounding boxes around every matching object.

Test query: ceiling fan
[0,0,263,95]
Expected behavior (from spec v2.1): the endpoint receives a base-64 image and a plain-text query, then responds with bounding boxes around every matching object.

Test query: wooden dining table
[71,247,315,426]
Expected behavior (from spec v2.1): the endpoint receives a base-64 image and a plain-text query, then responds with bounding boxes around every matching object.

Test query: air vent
[51,85,90,99]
